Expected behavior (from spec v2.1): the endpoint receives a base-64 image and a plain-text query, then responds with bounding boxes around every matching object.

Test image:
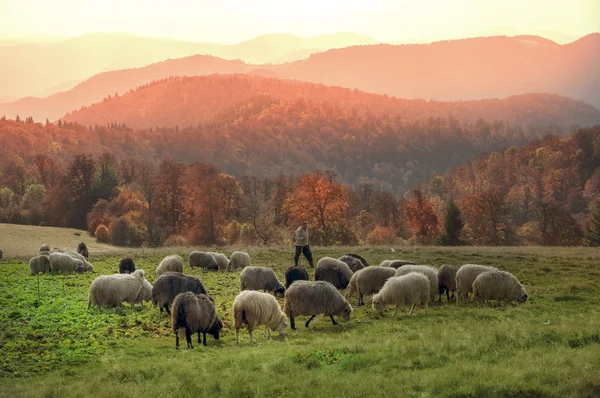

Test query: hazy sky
[1,0,598,43]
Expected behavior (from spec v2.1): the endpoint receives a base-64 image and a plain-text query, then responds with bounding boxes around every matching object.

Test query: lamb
[314,265,350,290]
[338,255,365,273]
[472,270,528,306]
[77,242,89,258]
[87,269,148,309]
[29,254,51,275]
[207,252,229,271]
[171,292,223,349]
[119,258,136,274]
[233,290,287,343]
[156,254,183,276]
[346,266,397,306]
[345,253,369,268]
[455,264,499,304]
[38,243,50,253]
[372,272,430,316]
[49,252,85,273]
[395,264,438,302]
[228,251,251,271]
[285,266,309,289]
[188,251,218,271]
[283,280,352,330]
[438,264,459,302]
[152,272,208,316]
[239,266,285,296]
[317,257,353,280]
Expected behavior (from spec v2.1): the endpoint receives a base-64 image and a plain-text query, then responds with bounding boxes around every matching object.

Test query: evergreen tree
[587,201,600,246]
[438,198,464,246]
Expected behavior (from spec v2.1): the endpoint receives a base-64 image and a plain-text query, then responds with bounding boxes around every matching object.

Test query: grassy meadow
[0,245,599,397]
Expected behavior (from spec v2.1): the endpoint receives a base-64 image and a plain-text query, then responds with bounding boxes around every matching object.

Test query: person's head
[301,221,308,230]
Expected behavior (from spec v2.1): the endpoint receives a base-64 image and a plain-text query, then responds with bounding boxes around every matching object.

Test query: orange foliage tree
[461,189,511,245]
[404,189,440,244]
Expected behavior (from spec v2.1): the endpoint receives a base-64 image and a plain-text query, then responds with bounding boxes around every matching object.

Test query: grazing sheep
[378,260,392,267]
[152,272,208,316]
[283,280,352,330]
[172,292,223,349]
[133,278,153,307]
[38,244,50,253]
[87,269,148,309]
[346,253,369,268]
[233,290,287,343]
[389,260,416,269]
[455,264,499,304]
[372,272,430,316]
[156,254,183,276]
[314,265,350,290]
[285,266,309,289]
[29,254,51,275]
[49,252,85,273]
[77,242,89,258]
[240,266,285,296]
[228,251,251,271]
[438,264,459,302]
[188,251,218,271]
[338,255,365,273]
[395,265,438,302]
[119,258,136,274]
[63,250,95,272]
[472,270,528,306]
[207,252,229,271]
[317,257,353,280]
[346,266,397,306]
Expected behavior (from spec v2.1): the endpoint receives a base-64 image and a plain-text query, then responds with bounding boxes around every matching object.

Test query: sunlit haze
[1,0,598,43]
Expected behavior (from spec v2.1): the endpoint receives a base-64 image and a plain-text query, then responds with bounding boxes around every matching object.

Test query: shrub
[95,224,110,243]
[109,217,129,246]
[366,226,397,245]
[163,235,189,247]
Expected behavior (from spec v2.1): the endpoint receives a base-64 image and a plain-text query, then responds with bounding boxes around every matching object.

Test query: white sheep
[346,266,397,306]
[133,278,153,307]
[38,243,50,253]
[29,254,51,275]
[233,290,287,343]
[228,251,251,271]
[316,257,353,281]
[455,264,499,304]
[188,251,218,271]
[395,264,438,302]
[240,266,285,296]
[88,269,148,308]
[207,252,229,271]
[49,252,85,273]
[372,272,430,316]
[156,254,183,275]
[472,270,528,306]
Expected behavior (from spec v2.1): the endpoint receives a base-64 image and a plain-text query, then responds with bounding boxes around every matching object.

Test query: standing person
[294,221,314,267]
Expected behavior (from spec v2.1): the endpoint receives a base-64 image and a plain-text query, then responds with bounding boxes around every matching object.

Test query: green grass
[1,246,599,397]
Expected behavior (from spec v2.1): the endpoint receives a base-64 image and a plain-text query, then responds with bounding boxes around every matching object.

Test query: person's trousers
[294,245,314,267]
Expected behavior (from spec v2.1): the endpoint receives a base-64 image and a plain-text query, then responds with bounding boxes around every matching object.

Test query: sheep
[156,254,183,276]
[188,251,218,271]
[372,272,430,316]
[228,251,251,271]
[152,272,208,316]
[87,269,148,309]
[285,266,309,289]
[38,243,50,253]
[455,264,499,304]
[77,242,89,258]
[207,252,229,271]
[345,253,369,268]
[172,292,223,349]
[233,290,287,343]
[29,254,51,275]
[133,278,153,307]
[283,280,352,330]
[119,258,136,274]
[438,264,459,302]
[63,250,95,272]
[338,255,365,273]
[472,270,528,306]
[314,265,350,290]
[317,257,353,280]
[239,266,285,296]
[346,266,397,306]
[395,265,438,302]
[378,260,392,267]
[49,252,85,273]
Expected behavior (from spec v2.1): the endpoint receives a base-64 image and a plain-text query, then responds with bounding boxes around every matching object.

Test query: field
[1,245,599,398]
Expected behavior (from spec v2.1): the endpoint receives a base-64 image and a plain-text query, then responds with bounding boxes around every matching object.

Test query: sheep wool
[88,269,148,309]
[240,266,285,296]
[119,258,136,274]
[372,272,430,316]
[437,264,459,302]
[314,265,350,290]
[49,252,85,273]
[472,270,528,305]
[346,266,397,306]
[284,266,309,289]
[152,272,208,316]
[29,254,51,275]
[317,257,353,280]
[156,254,183,276]
[188,251,218,271]
[283,280,352,330]
[207,252,229,271]
[455,264,499,304]
[171,292,223,349]
[395,264,439,302]
[77,242,89,258]
[345,253,370,268]
[134,278,153,306]
[233,290,287,343]
[228,251,251,271]
[38,244,50,254]
[338,255,364,273]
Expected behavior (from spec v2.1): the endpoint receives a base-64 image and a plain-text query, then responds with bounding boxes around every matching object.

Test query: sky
[0,0,599,43]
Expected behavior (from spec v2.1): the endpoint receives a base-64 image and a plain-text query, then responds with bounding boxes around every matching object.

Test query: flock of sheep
[25,243,529,349]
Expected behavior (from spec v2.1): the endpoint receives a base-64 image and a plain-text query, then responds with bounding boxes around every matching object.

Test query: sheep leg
[264,326,270,339]
[424,301,428,314]
[290,316,296,330]
[203,332,207,346]
[329,316,338,325]
[197,331,201,344]
[305,315,316,328]
[249,327,254,343]
[392,305,399,317]
[446,289,451,301]
[450,291,455,300]
[358,294,364,306]
[185,328,193,349]
[408,303,416,315]
[175,329,180,349]
[236,328,240,344]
